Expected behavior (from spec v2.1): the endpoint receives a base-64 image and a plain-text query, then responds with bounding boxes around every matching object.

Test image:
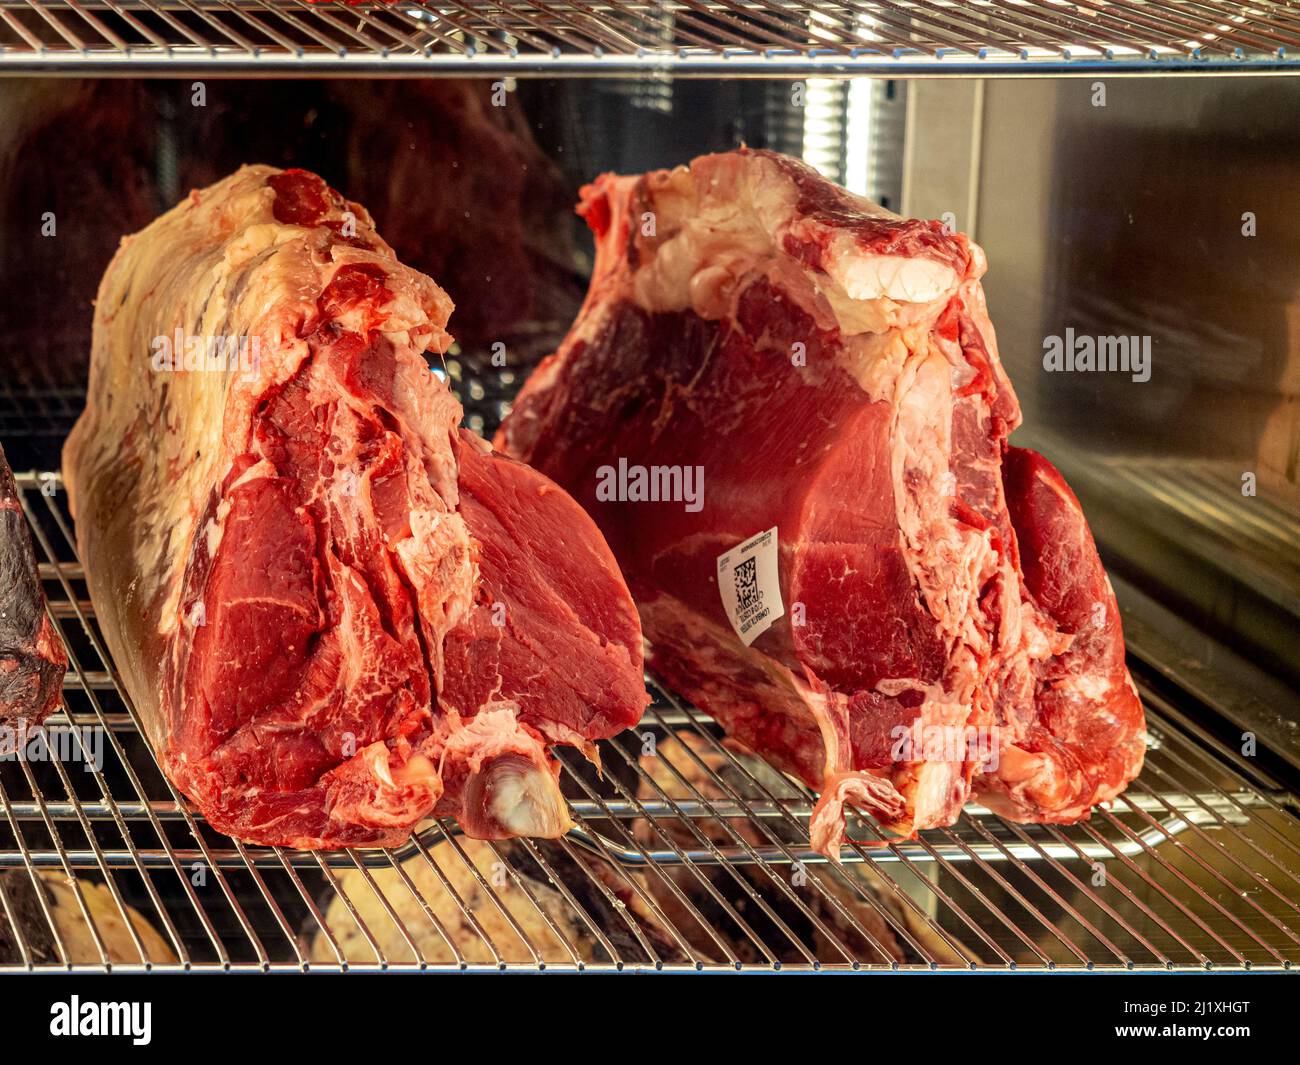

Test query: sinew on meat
[64,166,647,850]
[498,148,1147,854]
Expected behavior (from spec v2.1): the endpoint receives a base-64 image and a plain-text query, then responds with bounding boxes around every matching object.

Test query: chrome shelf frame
[0,1,1298,76]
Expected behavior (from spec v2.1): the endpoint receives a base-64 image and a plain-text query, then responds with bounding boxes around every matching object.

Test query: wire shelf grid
[0,1,1298,74]
[1,467,1298,971]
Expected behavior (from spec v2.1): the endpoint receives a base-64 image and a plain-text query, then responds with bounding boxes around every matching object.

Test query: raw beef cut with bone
[64,166,647,849]
[498,148,1146,854]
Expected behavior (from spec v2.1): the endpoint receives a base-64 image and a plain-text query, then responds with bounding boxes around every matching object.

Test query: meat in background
[0,80,159,445]
[0,79,581,432]
[328,81,583,356]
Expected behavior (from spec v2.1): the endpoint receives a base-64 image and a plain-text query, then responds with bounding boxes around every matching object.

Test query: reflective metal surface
[945,78,1300,689]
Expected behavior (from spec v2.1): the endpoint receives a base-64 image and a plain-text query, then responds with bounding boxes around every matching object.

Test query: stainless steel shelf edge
[3,54,1300,76]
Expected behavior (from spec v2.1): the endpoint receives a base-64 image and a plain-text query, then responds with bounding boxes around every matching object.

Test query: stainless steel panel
[909,77,1300,690]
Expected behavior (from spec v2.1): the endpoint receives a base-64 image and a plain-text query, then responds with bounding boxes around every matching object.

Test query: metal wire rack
[2,466,1299,971]
[0,1,1298,75]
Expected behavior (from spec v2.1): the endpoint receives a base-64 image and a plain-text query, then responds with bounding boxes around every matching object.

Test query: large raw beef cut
[64,165,647,850]
[1,443,66,728]
[498,148,1147,854]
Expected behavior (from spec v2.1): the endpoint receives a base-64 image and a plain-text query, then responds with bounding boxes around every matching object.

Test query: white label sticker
[717,527,784,647]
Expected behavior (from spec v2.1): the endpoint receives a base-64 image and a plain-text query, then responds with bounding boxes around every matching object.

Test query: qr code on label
[734,556,760,612]
[717,527,783,647]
